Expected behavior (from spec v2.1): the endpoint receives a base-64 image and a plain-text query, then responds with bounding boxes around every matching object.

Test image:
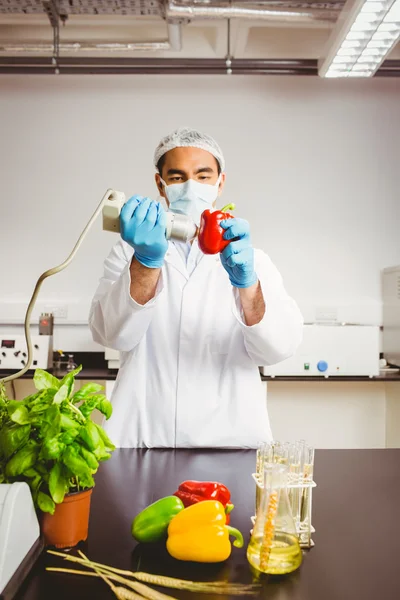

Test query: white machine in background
[0,334,53,370]
[261,324,380,377]
[106,326,380,378]
[0,483,42,600]
[105,347,120,370]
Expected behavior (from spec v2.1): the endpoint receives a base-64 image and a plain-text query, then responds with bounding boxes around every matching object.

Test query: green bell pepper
[132,496,184,543]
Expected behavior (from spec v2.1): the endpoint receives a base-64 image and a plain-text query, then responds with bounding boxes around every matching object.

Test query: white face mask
[160,176,221,226]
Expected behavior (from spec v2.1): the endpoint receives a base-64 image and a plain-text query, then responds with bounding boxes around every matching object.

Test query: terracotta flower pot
[40,488,93,548]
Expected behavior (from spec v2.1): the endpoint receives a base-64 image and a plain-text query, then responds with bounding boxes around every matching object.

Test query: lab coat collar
[164,240,219,281]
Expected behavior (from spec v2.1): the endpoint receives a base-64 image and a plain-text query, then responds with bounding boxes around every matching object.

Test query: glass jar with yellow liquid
[247,463,302,575]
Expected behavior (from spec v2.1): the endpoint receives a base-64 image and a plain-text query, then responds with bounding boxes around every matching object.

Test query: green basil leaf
[34,369,60,391]
[79,420,101,452]
[23,391,45,406]
[49,463,67,504]
[79,394,103,418]
[98,399,112,420]
[5,441,38,477]
[40,405,61,439]
[71,383,104,404]
[30,402,51,415]
[29,475,43,502]
[60,412,79,431]
[37,491,56,515]
[24,467,40,478]
[62,445,92,479]
[0,423,31,459]
[97,450,112,462]
[77,444,99,472]
[8,403,30,425]
[59,429,80,445]
[92,436,106,460]
[53,383,70,405]
[29,390,56,415]
[95,423,116,451]
[58,369,78,398]
[59,365,82,389]
[40,436,65,461]
[35,462,50,479]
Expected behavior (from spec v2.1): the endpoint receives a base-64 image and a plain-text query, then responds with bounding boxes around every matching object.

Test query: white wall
[0,75,399,350]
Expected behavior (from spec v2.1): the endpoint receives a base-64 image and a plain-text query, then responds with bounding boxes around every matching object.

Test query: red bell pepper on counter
[174,480,234,523]
[198,204,236,255]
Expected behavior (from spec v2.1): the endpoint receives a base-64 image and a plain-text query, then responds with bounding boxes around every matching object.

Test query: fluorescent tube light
[319,0,400,78]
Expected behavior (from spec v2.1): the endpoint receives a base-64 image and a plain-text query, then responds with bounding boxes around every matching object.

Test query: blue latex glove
[220,218,258,288]
[120,196,168,269]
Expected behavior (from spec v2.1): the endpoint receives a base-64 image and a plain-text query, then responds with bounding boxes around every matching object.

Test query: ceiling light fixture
[318,0,400,77]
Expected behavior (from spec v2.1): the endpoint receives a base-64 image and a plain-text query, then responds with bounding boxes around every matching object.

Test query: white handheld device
[102,189,197,243]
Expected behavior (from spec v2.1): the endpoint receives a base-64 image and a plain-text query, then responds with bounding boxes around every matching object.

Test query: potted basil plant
[0,366,115,548]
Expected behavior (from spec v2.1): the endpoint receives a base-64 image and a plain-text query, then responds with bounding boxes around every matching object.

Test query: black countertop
[261,372,400,382]
[0,367,118,381]
[16,448,400,600]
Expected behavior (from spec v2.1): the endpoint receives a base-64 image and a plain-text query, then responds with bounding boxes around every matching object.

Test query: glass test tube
[300,444,315,546]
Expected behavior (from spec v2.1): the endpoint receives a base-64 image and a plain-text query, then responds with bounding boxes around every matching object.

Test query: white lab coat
[89,239,303,448]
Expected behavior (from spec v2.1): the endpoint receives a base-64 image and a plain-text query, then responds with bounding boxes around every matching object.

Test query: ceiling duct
[0,20,182,53]
[165,0,339,24]
[0,0,342,54]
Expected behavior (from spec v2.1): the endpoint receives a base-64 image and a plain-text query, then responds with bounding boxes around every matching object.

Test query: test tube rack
[251,472,317,548]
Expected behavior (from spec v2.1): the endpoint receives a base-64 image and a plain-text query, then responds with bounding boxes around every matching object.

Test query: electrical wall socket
[44,305,68,319]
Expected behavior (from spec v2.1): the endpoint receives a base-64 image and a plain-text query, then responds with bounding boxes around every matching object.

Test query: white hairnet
[154,127,225,172]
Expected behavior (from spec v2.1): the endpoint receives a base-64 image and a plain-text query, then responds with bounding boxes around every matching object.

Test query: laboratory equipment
[66,354,77,372]
[0,483,42,600]
[261,324,380,377]
[0,334,52,370]
[253,440,316,548]
[105,347,119,369]
[247,463,302,575]
[102,190,198,243]
[382,265,400,368]
[38,312,54,336]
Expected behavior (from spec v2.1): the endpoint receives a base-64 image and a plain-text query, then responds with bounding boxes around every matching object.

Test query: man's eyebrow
[194,166,215,174]
[166,168,187,176]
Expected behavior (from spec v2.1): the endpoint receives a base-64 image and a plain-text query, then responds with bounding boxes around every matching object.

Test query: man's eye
[170,177,182,182]
[199,176,210,181]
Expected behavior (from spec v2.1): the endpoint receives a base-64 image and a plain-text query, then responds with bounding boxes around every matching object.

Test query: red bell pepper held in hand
[198,204,236,255]
[174,480,234,524]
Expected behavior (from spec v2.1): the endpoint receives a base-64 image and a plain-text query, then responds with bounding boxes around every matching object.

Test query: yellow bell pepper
[166,500,244,563]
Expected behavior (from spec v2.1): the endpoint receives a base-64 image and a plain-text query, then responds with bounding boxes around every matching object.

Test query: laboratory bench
[1,367,400,382]
[14,448,400,600]
[261,372,400,382]
[2,350,399,382]
[0,367,118,381]
[2,353,400,449]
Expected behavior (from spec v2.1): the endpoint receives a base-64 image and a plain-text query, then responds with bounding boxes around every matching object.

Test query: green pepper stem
[221,203,235,212]
[225,503,234,515]
[225,525,244,548]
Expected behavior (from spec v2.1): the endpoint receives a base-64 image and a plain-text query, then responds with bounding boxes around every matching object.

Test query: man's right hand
[120,196,168,269]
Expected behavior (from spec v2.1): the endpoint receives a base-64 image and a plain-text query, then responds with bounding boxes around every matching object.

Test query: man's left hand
[220,218,258,289]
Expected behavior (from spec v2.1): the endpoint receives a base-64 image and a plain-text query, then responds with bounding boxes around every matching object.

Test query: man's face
[155,146,226,207]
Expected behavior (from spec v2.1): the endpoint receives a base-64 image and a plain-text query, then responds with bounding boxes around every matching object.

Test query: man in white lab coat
[89,128,303,448]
